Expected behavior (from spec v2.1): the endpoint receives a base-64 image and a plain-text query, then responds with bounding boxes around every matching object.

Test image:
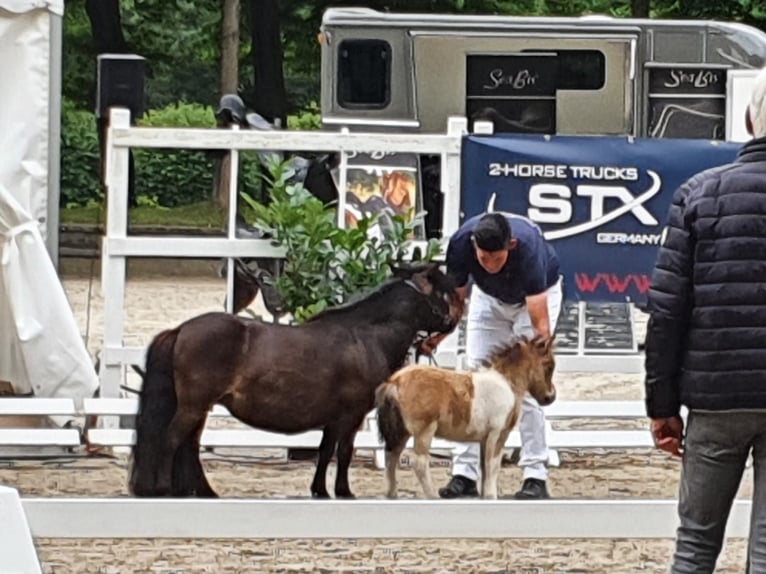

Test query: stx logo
[525,171,662,241]
[575,273,652,294]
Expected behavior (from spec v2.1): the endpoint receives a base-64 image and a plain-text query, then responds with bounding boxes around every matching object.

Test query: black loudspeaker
[96,53,146,120]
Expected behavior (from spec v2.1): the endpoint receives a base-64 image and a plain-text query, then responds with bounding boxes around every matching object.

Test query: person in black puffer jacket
[644,66,766,574]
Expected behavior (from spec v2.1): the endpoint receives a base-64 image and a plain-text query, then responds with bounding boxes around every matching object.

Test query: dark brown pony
[129,263,462,499]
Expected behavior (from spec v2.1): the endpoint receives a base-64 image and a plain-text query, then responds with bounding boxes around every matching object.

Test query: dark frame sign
[647,64,728,139]
[648,66,727,96]
[466,53,557,134]
[466,53,558,97]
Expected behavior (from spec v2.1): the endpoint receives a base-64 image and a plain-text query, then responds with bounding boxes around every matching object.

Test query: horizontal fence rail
[0,398,655,450]
[110,126,464,154]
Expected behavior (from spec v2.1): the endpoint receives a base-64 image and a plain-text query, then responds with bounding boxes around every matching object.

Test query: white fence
[3,488,751,572]
[98,107,644,410]
[16,497,754,539]
[99,108,467,406]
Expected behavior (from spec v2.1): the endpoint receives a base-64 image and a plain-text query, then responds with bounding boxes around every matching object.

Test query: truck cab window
[555,50,606,91]
[337,40,391,108]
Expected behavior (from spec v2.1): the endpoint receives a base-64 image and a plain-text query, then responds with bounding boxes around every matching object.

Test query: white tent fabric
[0,1,62,16]
[0,0,89,428]
[0,183,98,426]
[0,0,62,243]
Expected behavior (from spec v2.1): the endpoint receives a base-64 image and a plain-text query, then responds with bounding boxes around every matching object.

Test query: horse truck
[315,9,766,360]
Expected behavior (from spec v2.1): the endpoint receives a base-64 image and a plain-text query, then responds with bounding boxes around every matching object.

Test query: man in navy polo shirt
[431,211,562,499]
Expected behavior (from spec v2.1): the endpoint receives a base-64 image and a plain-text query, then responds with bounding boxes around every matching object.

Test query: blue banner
[460,135,742,303]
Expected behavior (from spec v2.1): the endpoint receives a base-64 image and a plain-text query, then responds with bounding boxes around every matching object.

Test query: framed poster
[334,151,425,240]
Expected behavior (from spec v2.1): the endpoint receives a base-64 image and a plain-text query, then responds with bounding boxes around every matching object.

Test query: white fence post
[0,486,42,573]
[224,125,240,315]
[100,107,132,412]
[336,127,350,229]
[442,116,467,238]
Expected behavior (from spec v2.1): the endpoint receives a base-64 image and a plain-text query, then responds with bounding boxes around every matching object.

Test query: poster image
[335,151,425,240]
[345,168,417,224]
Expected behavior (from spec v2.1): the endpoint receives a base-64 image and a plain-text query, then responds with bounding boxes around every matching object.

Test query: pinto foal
[376,335,556,499]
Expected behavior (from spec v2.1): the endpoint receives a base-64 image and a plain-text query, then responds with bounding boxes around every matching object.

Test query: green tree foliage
[121,0,223,107]
[64,0,223,110]
[657,0,765,25]
[63,2,98,110]
[63,0,765,118]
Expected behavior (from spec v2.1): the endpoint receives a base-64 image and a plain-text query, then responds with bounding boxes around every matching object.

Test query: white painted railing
[0,397,654,451]
[15,497,751,539]
[2,488,749,574]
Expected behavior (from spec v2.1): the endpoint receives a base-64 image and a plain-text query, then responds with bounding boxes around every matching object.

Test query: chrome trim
[322,117,421,127]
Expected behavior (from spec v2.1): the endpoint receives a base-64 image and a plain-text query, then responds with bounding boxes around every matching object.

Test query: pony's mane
[485,336,529,366]
[303,279,407,323]
[483,334,550,367]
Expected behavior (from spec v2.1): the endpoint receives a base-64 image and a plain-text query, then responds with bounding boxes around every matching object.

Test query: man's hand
[650,416,684,457]
[418,285,468,356]
[418,332,448,356]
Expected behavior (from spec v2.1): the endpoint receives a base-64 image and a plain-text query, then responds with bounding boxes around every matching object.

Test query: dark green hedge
[60,99,102,207]
[60,99,268,208]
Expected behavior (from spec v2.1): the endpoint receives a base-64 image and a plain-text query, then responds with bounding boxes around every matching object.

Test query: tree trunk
[217,0,241,208]
[85,0,137,208]
[221,0,241,94]
[631,0,650,18]
[85,0,128,54]
[249,0,288,128]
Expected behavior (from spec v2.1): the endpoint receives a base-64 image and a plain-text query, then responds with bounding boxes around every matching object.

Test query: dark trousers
[671,411,766,573]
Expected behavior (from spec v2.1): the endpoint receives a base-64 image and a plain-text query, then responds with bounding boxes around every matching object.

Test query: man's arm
[644,179,696,420]
[419,234,471,355]
[525,291,551,338]
[644,178,697,457]
[521,233,553,338]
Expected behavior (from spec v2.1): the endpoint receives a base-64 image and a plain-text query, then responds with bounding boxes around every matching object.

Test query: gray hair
[748,66,766,138]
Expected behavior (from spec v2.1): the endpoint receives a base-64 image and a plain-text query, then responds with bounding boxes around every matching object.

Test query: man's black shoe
[513,478,550,499]
[438,475,479,498]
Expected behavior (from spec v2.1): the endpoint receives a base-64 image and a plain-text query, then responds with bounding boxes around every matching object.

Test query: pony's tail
[375,382,408,451]
[129,328,180,496]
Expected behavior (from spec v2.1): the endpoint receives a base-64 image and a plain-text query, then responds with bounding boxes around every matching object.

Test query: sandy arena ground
[0,260,753,573]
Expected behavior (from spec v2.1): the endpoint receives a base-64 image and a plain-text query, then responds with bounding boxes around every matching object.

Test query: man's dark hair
[472,213,511,251]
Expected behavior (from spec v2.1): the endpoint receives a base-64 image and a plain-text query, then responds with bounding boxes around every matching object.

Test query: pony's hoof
[311,490,331,499]
[335,491,356,499]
